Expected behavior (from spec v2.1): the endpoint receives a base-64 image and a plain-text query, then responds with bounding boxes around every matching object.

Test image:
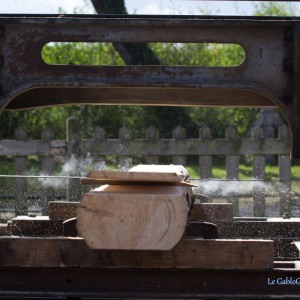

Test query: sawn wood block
[0,237,273,269]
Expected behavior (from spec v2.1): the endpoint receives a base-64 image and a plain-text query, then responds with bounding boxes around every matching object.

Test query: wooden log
[77,184,190,250]
[86,164,195,206]
[0,237,274,269]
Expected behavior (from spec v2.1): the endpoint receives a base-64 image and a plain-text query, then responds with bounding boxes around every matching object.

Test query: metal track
[0,267,300,299]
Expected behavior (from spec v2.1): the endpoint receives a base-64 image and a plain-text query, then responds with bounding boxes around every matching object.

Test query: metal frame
[0,15,299,156]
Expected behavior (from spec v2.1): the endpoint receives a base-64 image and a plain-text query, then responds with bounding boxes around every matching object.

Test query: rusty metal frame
[0,15,299,157]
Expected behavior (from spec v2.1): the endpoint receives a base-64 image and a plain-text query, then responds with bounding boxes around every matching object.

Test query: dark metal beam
[0,267,300,299]
[0,15,299,156]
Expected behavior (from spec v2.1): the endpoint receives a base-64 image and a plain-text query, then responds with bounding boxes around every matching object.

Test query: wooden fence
[0,116,295,218]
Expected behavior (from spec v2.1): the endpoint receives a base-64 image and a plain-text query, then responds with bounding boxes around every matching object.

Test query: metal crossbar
[0,15,299,157]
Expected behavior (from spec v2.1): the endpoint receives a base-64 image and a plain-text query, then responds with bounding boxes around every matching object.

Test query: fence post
[172,126,186,166]
[41,128,55,215]
[199,126,213,179]
[252,126,266,217]
[14,127,28,216]
[119,126,133,170]
[146,126,159,164]
[226,126,240,216]
[278,125,291,217]
[67,116,81,202]
[93,126,106,169]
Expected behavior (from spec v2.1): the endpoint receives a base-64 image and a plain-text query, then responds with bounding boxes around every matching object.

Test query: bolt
[282,212,291,219]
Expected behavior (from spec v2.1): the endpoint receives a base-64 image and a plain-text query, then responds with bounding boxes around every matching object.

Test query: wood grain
[80,177,197,187]
[86,170,183,182]
[0,237,273,269]
[77,185,190,250]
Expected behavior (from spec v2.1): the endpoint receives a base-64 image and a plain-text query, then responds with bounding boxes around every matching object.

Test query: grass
[1,156,299,192]
[186,164,300,181]
[186,164,300,194]
[1,156,300,181]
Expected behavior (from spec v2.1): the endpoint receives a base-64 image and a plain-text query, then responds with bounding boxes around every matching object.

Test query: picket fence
[0,116,295,219]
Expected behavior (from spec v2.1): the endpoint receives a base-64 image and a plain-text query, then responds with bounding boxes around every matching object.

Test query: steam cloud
[193,179,285,197]
[38,153,106,188]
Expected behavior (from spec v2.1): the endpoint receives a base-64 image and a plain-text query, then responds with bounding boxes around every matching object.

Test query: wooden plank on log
[87,170,183,183]
[0,237,273,269]
[80,177,197,187]
[77,184,190,250]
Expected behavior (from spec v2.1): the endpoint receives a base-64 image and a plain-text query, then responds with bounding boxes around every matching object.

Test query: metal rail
[0,15,299,157]
[0,267,300,299]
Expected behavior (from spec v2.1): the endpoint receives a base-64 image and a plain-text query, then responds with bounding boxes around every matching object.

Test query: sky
[0,0,299,16]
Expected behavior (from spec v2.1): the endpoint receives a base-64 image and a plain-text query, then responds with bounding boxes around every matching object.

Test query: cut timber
[86,170,182,182]
[0,237,274,269]
[83,165,195,187]
[11,216,62,236]
[80,177,196,187]
[77,185,190,250]
[78,165,193,250]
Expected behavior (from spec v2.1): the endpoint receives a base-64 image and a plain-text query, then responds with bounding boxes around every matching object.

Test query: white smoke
[193,179,280,197]
[37,153,106,188]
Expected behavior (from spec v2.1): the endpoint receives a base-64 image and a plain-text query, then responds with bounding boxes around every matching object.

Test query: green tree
[42,42,125,66]
[253,2,295,16]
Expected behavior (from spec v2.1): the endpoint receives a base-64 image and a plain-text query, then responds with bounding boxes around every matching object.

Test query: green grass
[1,156,300,179]
[187,164,300,193]
[186,164,300,181]
[1,156,300,185]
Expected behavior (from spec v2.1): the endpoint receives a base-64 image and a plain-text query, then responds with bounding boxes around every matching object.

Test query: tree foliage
[42,42,124,66]
[253,2,295,16]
